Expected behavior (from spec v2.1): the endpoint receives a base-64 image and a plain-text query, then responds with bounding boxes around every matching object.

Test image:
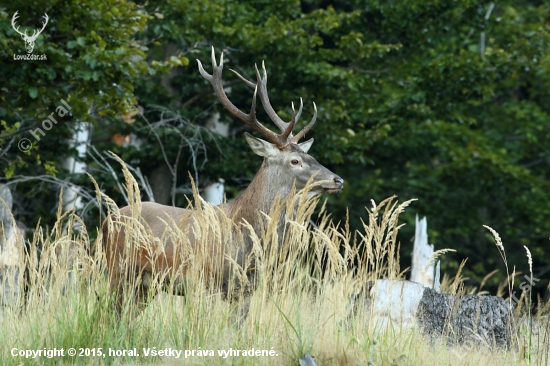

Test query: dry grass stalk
[0,169,548,365]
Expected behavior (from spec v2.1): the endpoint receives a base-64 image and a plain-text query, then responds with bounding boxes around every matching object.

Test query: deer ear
[298,138,314,153]
[244,132,279,157]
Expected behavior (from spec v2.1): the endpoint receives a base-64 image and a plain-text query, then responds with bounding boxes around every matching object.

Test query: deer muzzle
[321,175,344,193]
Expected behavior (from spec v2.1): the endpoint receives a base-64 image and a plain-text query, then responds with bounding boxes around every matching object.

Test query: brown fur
[102,141,343,315]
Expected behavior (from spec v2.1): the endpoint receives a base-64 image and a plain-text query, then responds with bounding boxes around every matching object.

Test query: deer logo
[11,11,49,54]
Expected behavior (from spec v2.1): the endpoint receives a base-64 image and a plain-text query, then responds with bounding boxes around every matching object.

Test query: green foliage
[0,1,181,174]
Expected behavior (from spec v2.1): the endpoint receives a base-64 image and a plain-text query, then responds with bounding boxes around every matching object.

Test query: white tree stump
[0,184,22,307]
[366,279,512,347]
[410,215,440,291]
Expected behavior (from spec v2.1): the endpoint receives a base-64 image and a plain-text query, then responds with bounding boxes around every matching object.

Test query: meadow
[1,165,548,365]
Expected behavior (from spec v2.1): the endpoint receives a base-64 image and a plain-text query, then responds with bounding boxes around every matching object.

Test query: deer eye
[291,159,300,165]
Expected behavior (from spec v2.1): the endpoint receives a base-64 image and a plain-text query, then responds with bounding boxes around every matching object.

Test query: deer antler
[11,11,48,40]
[11,11,27,38]
[198,47,316,147]
[34,13,49,39]
[229,61,317,144]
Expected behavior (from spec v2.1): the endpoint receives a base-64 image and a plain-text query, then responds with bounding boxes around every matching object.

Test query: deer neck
[225,160,290,230]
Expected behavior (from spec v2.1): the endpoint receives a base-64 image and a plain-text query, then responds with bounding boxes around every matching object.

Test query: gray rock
[299,354,318,366]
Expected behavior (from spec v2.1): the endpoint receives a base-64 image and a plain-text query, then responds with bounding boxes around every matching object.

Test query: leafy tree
[0,0,182,219]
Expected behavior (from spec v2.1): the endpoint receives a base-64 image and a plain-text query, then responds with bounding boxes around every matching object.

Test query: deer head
[11,11,49,54]
[197,47,344,199]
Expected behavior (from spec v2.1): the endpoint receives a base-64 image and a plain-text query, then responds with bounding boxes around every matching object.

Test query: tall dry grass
[0,164,548,365]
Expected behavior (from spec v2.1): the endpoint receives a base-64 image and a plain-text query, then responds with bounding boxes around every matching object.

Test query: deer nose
[334,177,344,189]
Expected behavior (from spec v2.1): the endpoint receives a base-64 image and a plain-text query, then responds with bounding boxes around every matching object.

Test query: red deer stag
[103,47,344,315]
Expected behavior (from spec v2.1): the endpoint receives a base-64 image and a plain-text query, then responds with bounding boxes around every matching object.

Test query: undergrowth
[0,161,548,365]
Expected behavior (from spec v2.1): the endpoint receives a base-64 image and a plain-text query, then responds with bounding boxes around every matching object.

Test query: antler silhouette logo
[11,11,49,54]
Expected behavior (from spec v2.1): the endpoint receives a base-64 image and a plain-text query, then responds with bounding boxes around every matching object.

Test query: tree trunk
[410,215,438,290]
[417,287,513,347]
[366,280,513,347]
[0,184,21,307]
[148,161,172,205]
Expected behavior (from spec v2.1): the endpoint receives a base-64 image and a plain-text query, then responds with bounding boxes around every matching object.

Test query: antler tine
[291,102,318,143]
[280,104,297,142]
[294,97,303,124]
[197,60,211,82]
[213,46,219,70]
[198,47,281,146]
[249,85,259,128]
[229,68,256,89]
